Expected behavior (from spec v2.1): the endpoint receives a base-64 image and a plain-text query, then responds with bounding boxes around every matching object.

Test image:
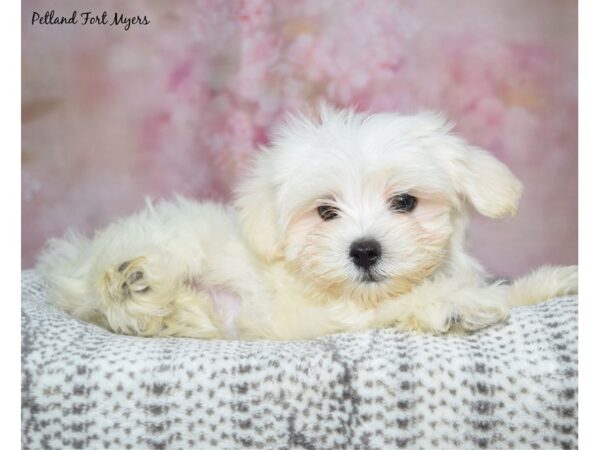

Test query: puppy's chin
[351,277,415,307]
[291,259,444,308]
[320,276,414,308]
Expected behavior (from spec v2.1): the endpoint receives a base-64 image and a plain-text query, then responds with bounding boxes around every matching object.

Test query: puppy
[37,104,578,340]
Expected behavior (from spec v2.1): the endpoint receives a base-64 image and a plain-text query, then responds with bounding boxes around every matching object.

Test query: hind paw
[105,257,151,301]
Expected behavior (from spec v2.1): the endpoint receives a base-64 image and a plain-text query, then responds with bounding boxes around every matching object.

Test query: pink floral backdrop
[22,0,577,276]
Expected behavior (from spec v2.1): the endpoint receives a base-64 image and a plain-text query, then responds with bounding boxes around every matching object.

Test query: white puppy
[37,105,578,340]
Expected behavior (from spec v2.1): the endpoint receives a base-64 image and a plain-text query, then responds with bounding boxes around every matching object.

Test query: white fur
[37,105,578,340]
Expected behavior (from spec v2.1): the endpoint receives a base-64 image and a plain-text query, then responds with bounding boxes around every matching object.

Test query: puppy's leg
[96,251,222,338]
[38,199,250,338]
[507,265,578,307]
[161,288,224,339]
[97,254,169,336]
[445,283,509,332]
[39,202,226,339]
[377,278,509,334]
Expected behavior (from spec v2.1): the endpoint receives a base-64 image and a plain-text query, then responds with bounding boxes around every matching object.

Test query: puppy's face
[236,106,522,304]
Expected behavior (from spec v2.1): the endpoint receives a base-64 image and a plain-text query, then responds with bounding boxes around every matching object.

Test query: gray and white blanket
[21,270,578,450]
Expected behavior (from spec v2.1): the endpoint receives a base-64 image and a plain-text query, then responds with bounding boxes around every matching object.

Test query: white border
[579,0,597,448]
[1,0,22,448]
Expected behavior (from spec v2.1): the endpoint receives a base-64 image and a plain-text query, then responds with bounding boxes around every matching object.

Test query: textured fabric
[21,270,578,450]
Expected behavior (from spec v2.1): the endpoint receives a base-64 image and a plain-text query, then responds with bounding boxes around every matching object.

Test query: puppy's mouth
[360,271,385,284]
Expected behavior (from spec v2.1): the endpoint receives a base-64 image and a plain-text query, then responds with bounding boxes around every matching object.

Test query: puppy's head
[235,104,522,304]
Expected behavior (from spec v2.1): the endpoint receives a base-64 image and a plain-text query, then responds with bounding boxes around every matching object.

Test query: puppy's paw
[96,256,183,336]
[398,287,509,334]
[551,265,578,295]
[453,301,508,332]
[509,265,578,307]
[103,257,151,302]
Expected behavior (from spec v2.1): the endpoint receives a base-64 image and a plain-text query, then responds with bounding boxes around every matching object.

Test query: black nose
[349,239,381,270]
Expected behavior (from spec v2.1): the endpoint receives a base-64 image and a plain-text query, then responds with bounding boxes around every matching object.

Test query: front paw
[508,264,578,306]
[552,265,578,296]
[453,301,508,332]
[403,297,508,334]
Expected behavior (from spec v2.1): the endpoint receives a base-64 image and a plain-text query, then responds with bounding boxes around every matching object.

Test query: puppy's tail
[36,231,100,322]
[507,265,578,307]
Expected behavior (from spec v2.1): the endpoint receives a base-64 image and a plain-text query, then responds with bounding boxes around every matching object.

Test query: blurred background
[22,0,577,276]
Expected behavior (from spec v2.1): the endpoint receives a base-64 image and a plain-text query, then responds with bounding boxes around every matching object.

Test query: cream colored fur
[37,105,578,340]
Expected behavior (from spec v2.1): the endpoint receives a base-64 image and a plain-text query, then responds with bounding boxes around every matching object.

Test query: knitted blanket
[21,270,578,450]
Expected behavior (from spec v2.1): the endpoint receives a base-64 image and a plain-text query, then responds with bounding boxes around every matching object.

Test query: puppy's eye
[390,193,417,213]
[317,205,340,221]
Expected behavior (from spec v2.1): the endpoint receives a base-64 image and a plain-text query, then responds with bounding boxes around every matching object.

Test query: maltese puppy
[37,105,578,340]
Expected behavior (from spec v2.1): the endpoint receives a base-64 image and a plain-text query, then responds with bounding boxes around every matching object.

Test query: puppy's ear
[234,150,283,261]
[444,142,523,218]
[419,113,522,218]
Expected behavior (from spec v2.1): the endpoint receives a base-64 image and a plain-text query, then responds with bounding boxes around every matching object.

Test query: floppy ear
[234,150,283,261]
[414,112,522,218]
[445,142,523,218]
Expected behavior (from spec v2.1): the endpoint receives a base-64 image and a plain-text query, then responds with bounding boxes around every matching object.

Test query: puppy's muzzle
[349,239,381,270]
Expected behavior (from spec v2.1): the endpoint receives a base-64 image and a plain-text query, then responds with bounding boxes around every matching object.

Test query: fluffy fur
[37,105,578,340]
